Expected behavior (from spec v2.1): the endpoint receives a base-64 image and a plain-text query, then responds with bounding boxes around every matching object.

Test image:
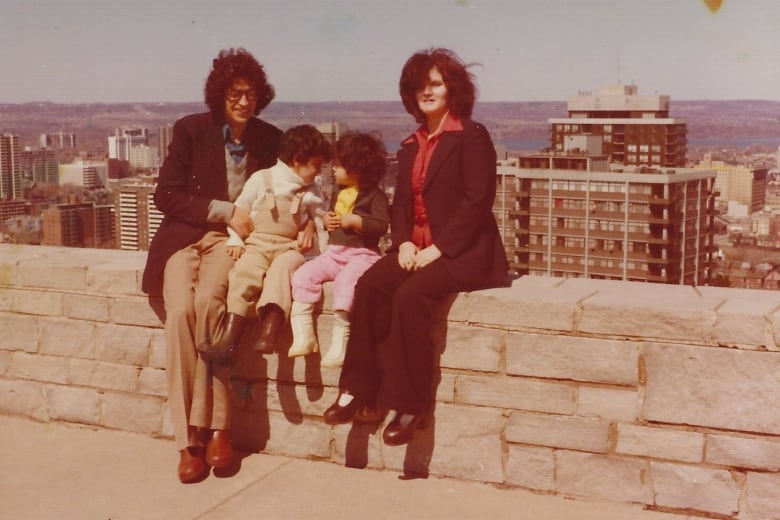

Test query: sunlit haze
[1,0,779,104]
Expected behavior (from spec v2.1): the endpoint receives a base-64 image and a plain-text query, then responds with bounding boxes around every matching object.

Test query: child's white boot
[288,301,319,357]
[321,311,349,368]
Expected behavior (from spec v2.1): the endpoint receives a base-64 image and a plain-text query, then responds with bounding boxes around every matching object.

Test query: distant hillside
[1,99,778,154]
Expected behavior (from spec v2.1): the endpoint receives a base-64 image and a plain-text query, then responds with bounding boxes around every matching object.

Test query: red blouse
[409,114,464,248]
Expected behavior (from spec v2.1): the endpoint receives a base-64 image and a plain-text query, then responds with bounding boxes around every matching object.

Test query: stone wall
[2,243,780,519]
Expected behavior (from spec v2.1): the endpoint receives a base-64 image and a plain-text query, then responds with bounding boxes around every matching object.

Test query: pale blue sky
[1,0,778,103]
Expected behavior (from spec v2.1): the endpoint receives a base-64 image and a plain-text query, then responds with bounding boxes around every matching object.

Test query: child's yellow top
[334,186,358,217]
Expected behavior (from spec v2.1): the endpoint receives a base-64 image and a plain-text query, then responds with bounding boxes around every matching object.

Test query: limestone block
[0,350,9,374]
[260,344,338,388]
[13,288,61,316]
[556,451,653,505]
[446,292,468,322]
[615,424,704,463]
[99,392,164,434]
[45,385,99,425]
[40,319,96,359]
[231,330,272,382]
[96,323,152,366]
[262,411,331,459]
[0,243,52,287]
[651,462,739,516]
[10,352,68,384]
[86,251,147,296]
[699,286,780,350]
[67,358,139,391]
[161,403,174,439]
[506,332,639,385]
[264,381,331,417]
[505,444,555,491]
[238,379,273,412]
[439,323,501,373]
[112,297,162,327]
[574,279,719,342]
[17,250,92,291]
[137,367,166,397]
[505,411,610,453]
[771,309,780,354]
[642,342,780,435]
[577,386,640,421]
[456,374,575,414]
[0,313,39,353]
[0,379,48,420]
[743,472,780,520]
[0,287,13,310]
[383,404,504,483]
[149,329,166,370]
[332,420,385,471]
[436,372,456,403]
[707,433,780,471]
[64,293,110,322]
[465,280,590,332]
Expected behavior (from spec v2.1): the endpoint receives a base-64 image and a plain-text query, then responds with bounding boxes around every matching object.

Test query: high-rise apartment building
[549,85,687,168]
[693,154,767,215]
[0,200,27,222]
[158,124,173,165]
[59,159,108,188]
[41,202,114,248]
[497,153,717,285]
[127,145,159,169]
[0,133,22,199]
[39,132,76,149]
[113,178,162,251]
[21,148,59,185]
[108,126,150,161]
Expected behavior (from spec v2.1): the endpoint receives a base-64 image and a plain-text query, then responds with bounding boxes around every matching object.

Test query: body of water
[492,137,780,153]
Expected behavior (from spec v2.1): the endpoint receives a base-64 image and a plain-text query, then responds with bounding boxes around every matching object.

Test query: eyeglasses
[226,88,258,103]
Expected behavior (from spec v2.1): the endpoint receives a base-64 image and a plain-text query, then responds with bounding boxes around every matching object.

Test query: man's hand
[229,206,253,239]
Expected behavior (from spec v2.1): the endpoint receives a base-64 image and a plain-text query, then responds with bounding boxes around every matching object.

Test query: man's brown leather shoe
[178,447,209,483]
[205,429,233,468]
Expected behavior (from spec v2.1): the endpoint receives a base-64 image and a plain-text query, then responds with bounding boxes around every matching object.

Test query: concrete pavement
[0,415,693,520]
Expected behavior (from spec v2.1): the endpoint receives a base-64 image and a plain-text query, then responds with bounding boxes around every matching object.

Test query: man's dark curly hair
[204,47,275,118]
[277,124,332,166]
[399,47,478,124]
[333,132,387,189]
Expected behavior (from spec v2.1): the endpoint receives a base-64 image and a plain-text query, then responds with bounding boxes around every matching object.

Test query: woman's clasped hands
[397,241,441,271]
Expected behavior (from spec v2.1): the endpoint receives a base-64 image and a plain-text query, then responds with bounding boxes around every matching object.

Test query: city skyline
[1,0,779,105]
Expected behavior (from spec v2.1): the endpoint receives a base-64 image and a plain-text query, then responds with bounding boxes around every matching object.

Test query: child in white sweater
[199,124,331,362]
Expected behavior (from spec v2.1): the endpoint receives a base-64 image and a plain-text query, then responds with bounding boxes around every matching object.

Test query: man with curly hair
[142,48,283,483]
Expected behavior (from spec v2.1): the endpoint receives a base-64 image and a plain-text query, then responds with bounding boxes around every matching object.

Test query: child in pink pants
[289,132,389,367]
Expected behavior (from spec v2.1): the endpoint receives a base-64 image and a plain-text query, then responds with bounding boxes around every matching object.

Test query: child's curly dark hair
[278,124,332,166]
[204,48,275,118]
[333,132,387,189]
